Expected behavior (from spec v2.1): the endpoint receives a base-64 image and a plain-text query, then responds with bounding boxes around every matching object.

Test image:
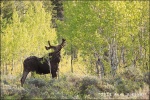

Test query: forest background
[1,0,149,99]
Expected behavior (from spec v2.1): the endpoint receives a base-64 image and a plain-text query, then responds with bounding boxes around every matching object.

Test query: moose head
[45,38,66,52]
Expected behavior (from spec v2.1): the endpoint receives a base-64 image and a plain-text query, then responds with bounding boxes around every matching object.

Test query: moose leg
[21,70,29,87]
[51,64,58,78]
[51,71,57,78]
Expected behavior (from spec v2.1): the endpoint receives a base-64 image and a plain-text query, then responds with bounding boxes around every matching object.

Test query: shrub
[1,83,28,99]
[114,76,145,95]
[84,85,101,99]
[1,73,147,99]
[144,72,150,85]
[121,67,144,82]
[76,76,98,94]
[26,78,46,87]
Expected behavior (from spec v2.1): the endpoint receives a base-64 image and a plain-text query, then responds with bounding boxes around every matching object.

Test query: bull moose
[20,39,66,87]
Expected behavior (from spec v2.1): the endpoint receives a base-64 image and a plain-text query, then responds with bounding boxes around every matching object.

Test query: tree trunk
[3,63,5,75]
[121,46,125,65]
[20,57,23,75]
[71,44,73,73]
[11,59,14,74]
[5,63,8,75]
[96,58,105,79]
[109,41,118,77]
[96,61,100,78]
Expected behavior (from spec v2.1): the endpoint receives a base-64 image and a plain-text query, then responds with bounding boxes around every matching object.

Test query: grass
[1,72,149,99]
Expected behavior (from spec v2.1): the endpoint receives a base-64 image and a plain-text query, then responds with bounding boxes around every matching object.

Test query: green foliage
[56,1,149,75]
[1,1,57,75]
[1,83,28,99]
[102,67,145,95]
[143,72,150,85]
[114,78,144,95]
[27,78,46,88]
[1,1,149,99]
[77,76,99,98]
[1,73,148,99]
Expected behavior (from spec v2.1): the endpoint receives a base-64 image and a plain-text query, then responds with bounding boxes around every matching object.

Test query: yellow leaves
[34,1,43,13]
[120,37,128,44]
[1,1,57,64]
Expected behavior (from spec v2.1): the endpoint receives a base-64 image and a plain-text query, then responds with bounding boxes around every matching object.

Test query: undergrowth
[1,73,149,99]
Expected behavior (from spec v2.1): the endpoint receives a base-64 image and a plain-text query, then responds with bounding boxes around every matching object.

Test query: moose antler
[45,38,66,51]
[45,41,51,50]
[45,40,57,50]
[48,41,50,47]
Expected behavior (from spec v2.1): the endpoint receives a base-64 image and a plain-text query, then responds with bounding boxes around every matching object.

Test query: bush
[1,83,28,99]
[73,75,115,99]
[114,76,144,95]
[84,85,101,99]
[78,76,99,93]
[0,73,147,99]
[26,78,46,88]
[121,67,144,82]
[144,72,150,85]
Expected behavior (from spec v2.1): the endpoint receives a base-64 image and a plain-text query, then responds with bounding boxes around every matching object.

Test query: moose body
[21,39,66,87]
[23,55,59,75]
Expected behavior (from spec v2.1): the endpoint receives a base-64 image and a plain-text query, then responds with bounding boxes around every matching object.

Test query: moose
[20,39,66,87]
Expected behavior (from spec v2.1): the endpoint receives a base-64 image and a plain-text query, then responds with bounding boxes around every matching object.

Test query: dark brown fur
[20,39,66,87]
